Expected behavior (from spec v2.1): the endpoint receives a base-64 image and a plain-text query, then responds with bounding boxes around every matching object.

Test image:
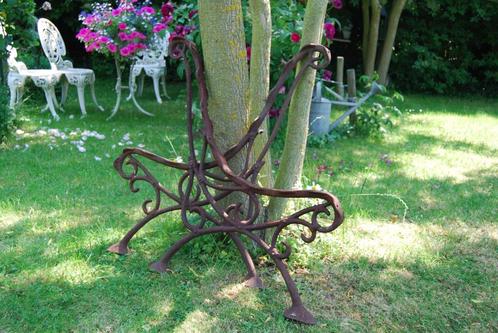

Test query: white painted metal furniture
[108,34,170,120]
[128,33,170,104]
[7,46,63,120]
[37,18,104,118]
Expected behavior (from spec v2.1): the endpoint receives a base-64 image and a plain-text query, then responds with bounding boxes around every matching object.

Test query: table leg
[152,73,162,104]
[108,58,123,120]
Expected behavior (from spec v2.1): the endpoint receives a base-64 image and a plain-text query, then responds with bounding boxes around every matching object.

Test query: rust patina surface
[109,37,344,325]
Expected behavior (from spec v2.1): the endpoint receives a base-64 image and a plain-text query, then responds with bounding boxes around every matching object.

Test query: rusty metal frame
[109,37,344,325]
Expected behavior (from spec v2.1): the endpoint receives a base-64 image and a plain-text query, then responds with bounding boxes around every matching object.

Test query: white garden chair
[37,18,104,118]
[127,32,171,105]
[7,45,63,120]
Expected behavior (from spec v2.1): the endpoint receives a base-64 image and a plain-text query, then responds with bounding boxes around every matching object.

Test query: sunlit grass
[0,86,497,332]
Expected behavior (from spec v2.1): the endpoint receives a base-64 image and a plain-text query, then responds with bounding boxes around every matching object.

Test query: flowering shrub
[76,1,174,60]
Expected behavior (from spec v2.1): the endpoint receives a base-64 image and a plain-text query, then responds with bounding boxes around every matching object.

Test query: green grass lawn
[0,81,497,332]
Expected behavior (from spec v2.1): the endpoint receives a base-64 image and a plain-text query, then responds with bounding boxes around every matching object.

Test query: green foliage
[0,0,37,53]
[390,0,498,95]
[0,85,15,144]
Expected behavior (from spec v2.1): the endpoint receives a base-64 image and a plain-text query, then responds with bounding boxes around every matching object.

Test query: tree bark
[268,0,328,220]
[361,0,370,70]
[198,0,249,175]
[365,0,381,77]
[248,0,272,187]
[377,0,406,85]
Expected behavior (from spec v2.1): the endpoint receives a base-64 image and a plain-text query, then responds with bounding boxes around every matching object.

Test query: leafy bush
[390,0,498,96]
[0,85,15,144]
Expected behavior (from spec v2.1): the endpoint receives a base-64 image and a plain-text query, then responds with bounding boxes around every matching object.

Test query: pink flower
[118,32,129,41]
[118,22,127,30]
[120,46,131,57]
[107,43,117,53]
[138,6,155,15]
[136,43,146,50]
[153,23,167,33]
[188,10,198,19]
[111,8,123,16]
[98,36,110,43]
[324,22,336,41]
[290,32,301,43]
[331,0,343,9]
[323,70,333,81]
[278,86,286,94]
[76,28,90,39]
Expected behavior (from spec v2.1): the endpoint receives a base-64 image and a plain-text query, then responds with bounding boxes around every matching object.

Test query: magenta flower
[323,70,333,81]
[324,22,336,41]
[118,22,127,30]
[118,32,129,41]
[98,36,110,43]
[107,43,117,53]
[161,2,174,17]
[153,23,167,33]
[111,8,123,16]
[188,10,198,19]
[331,0,343,9]
[246,46,251,61]
[138,6,155,15]
[290,32,301,43]
[120,46,131,57]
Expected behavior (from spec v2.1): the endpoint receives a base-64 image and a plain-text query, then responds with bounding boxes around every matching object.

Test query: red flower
[290,32,301,43]
[161,2,174,17]
[246,46,251,61]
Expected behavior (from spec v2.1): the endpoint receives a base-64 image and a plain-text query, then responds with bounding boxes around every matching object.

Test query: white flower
[15,129,25,135]
[14,144,20,150]
[126,141,133,145]
[105,153,111,158]
[174,156,184,163]
[23,144,30,151]
[95,134,105,140]
[306,182,322,191]
[94,156,102,161]
[122,133,130,141]
[77,146,86,153]
[112,144,116,149]
[69,115,74,119]
[137,143,145,148]
[38,130,47,136]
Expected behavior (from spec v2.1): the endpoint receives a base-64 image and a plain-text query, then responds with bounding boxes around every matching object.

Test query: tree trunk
[268,0,329,220]
[198,0,249,175]
[361,0,370,70]
[365,0,381,77]
[377,0,406,85]
[248,0,272,187]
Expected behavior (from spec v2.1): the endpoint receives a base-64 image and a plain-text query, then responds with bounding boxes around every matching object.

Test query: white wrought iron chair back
[6,46,28,73]
[37,18,73,70]
[134,33,170,66]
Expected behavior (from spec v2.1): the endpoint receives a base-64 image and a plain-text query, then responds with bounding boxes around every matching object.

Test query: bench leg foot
[107,243,130,255]
[243,275,264,289]
[284,304,316,325]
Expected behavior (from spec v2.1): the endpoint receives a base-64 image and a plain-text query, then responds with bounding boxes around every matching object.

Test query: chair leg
[108,212,160,255]
[152,74,162,104]
[138,72,145,97]
[76,84,87,118]
[42,88,60,121]
[243,231,317,325]
[161,74,170,100]
[229,233,263,288]
[49,87,64,113]
[61,80,69,106]
[90,82,105,112]
[8,84,17,109]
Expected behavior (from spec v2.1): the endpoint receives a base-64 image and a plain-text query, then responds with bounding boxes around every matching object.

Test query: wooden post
[347,68,357,125]
[336,56,344,98]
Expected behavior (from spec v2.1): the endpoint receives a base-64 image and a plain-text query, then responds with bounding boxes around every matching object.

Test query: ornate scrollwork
[111,37,344,326]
